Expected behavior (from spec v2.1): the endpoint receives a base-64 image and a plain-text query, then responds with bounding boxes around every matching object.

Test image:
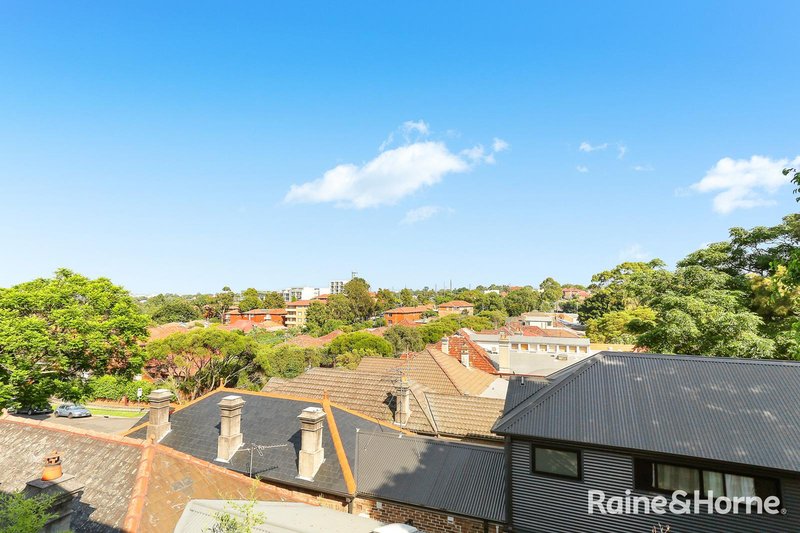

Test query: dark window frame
[633,458,781,503]
[531,444,582,481]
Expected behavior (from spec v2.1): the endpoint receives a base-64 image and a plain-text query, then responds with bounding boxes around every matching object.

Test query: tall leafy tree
[344,277,375,321]
[261,291,286,309]
[237,288,263,312]
[0,269,149,407]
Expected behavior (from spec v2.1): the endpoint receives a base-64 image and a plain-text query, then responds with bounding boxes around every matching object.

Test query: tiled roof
[264,367,436,434]
[285,330,344,348]
[425,393,505,440]
[147,322,190,340]
[127,389,401,496]
[384,305,431,314]
[287,299,314,307]
[0,416,287,533]
[437,300,474,308]
[494,352,800,473]
[436,333,498,374]
[355,431,506,522]
[357,348,496,397]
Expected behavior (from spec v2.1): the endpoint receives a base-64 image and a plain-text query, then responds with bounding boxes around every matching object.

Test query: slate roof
[355,431,506,522]
[264,367,436,434]
[127,389,401,496]
[494,351,800,474]
[0,416,287,533]
[357,348,496,396]
[425,393,505,440]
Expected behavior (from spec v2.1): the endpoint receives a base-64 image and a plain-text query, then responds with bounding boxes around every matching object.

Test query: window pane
[703,471,725,496]
[534,448,579,478]
[656,464,700,492]
[725,474,756,498]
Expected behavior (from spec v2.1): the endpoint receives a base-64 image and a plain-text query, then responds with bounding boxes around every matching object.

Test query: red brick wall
[353,497,504,533]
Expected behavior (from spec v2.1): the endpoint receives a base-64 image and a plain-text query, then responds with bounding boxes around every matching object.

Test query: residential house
[383,305,432,326]
[437,300,475,317]
[562,287,590,300]
[0,414,298,533]
[493,351,800,533]
[468,328,592,375]
[285,299,315,328]
[241,308,287,325]
[264,365,506,443]
[518,311,578,328]
[285,329,344,348]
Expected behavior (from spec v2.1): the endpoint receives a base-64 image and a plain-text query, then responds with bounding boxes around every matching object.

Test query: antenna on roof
[521,376,526,386]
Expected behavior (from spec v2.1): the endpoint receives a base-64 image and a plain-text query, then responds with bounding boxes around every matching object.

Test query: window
[634,459,779,499]
[532,446,581,479]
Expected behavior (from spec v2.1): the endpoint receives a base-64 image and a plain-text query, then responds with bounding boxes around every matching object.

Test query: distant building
[562,287,590,300]
[437,300,474,317]
[330,280,346,294]
[285,299,315,328]
[383,305,432,326]
[519,311,578,329]
[280,287,331,302]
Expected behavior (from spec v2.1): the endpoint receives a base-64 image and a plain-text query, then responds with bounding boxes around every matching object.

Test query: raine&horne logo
[588,489,784,516]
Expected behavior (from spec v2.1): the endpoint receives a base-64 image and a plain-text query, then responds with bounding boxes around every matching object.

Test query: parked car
[54,404,92,419]
[8,405,53,416]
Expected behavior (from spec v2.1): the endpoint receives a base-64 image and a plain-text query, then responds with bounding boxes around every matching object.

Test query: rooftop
[437,300,474,308]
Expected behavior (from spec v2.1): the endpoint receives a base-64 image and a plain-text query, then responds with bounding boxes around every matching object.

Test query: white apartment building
[280,286,331,302]
[330,280,346,294]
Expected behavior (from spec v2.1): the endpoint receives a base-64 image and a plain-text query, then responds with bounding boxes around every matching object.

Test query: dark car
[8,405,53,416]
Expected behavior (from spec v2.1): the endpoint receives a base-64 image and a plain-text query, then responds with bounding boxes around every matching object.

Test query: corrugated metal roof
[502,375,551,413]
[355,431,506,522]
[494,352,800,473]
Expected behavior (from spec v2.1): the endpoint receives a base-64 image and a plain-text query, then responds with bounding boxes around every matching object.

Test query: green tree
[0,491,57,533]
[383,325,425,353]
[215,287,235,321]
[256,343,322,379]
[147,327,262,399]
[375,288,399,312]
[344,278,375,321]
[503,287,542,316]
[150,297,201,324]
[398,288,417,307]
[326,331,394,368]
[585,307,657,344]
[261,291,286,309]
[538,277,562,309]
[237,288,262,313]
[0,269,149,408]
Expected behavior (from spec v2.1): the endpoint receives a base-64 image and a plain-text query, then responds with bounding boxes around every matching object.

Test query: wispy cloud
[285,121,506,209]
[633,164,654,172]
[579,141,609,153]
[576,165,589,173]
[492,138,510,153]
[689,155,800,214]
[401,205,453,225]
[617,144,628,159]
[618,244,651,262]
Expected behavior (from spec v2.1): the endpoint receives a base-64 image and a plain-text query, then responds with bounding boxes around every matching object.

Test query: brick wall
[353,497,505,533]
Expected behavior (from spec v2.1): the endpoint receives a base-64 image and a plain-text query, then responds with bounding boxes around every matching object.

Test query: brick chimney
[216,395,245,462]
[297,407,325,480]
[24,451,85,533]
[498,331,511,373]
[147,389,172,442]
[394,377,411,426]
[461,346,471,368]
[441,336,449,355]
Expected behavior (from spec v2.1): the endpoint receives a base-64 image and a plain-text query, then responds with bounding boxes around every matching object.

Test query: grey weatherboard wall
[509,440,800,533]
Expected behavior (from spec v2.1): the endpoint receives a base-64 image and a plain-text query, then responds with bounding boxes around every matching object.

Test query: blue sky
[1,1,798,294]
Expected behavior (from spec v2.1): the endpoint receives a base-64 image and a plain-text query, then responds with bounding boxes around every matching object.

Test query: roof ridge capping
[605,351,800,366]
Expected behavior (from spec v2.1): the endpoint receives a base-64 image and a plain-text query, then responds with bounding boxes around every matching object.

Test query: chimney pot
[146,389,172,442]
[42,450,63,481]
[461,347,470,368]
[297,407,326,480]
[217,395,246,462]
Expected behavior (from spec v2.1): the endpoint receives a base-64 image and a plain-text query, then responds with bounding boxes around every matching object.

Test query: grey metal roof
[355,431,506,522]
[494,352,800,473]
[129,391,399,495]
[502,375,551,413]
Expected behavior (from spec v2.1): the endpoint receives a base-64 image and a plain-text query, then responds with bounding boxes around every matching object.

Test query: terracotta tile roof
[436,334,498,374]
[357,348,496,397]
[437,300,474,308]
[147,322,190,340]
[0,416,286,533]
[285,330,344,348]
[539,327,581,338]
[425,393,505,440]
[365,326,388,337]
[384,305,432,314]
[287,299,315,307]
[242,308,286,315]
[264,367,436,435]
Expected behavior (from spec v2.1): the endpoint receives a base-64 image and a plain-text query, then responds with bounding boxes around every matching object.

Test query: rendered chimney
[498,330,511,373]
[461,347,471,368]
[216,395,246,462]
[394,376,411,426]
[441,336,450,355]
[147,389,172,442]
[297,407,326,480]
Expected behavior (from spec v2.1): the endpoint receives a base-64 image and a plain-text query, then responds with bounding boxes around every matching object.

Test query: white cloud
[286,122,505,209]
[617,144,628,159]
[492,138,510,153]
[579,141,609,153]
[576,165,589,173]
[633,164,654,172]
[618,244,651,262]
[400,205,452,225]
[689,155,800,214]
